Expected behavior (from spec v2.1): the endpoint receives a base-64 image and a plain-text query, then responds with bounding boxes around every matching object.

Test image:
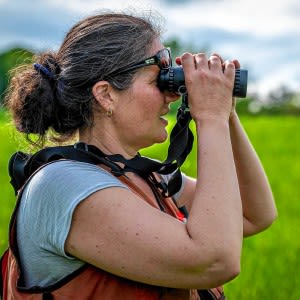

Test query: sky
[0,0,299,99]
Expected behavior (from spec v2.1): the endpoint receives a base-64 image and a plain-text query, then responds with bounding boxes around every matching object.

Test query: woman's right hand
[176,53,236,122]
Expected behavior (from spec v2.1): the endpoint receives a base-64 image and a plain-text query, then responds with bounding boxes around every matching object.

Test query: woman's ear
[92,81,115,112]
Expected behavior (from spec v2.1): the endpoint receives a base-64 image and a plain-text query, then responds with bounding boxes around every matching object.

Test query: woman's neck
[79,125,138,160]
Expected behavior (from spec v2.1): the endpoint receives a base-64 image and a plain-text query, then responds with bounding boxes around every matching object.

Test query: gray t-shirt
[16,160,185,288]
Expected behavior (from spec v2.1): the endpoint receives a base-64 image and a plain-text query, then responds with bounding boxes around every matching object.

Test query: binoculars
[158,66,248,98]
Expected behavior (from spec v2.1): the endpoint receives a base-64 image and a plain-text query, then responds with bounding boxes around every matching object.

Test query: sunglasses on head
[109,48,172,76]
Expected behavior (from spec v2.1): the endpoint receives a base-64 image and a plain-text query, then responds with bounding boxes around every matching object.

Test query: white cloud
[165,0,300,36]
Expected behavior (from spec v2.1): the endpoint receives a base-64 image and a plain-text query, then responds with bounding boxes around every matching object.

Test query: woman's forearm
[187,117,243,261]
[229,112,277,236]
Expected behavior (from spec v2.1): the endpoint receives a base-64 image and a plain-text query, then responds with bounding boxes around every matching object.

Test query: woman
[2,11,277,300]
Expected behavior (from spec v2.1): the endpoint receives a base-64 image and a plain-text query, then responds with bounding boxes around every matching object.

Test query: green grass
[223,116,300,298]
[1,112,300,298]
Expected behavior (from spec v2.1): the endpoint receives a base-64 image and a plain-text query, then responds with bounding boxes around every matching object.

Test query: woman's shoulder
[20,159,128,227]
[26,159,126,191]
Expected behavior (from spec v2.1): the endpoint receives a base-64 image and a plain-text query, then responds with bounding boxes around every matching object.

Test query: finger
[194,53,209,70]
[175,57,182,65]
[232,59,241,69]
[223,60,235,78]
[211,52,224,64]
[208,55,222,72]
[181,52,197,73]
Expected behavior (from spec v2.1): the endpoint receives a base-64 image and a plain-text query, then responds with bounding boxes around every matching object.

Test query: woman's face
[112,40,180,151]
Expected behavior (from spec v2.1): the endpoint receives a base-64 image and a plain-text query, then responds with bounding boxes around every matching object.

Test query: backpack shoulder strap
[198,287,226,300]
[0,249,9,299]
[8,143,123,195]
[8,142,184,197]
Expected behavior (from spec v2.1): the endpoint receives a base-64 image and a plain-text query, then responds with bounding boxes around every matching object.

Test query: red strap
[1,249,9,298]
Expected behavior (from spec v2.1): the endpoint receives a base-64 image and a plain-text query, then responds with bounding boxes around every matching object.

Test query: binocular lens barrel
[158,66,248,98]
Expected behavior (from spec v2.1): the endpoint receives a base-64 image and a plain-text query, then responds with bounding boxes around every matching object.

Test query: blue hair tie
[33,63,55,79]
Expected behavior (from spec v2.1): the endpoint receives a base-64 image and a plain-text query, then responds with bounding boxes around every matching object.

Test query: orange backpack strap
[1,249,9,299]
[198,286,226,300]
[117,175,160,209]
[117,174,187,222]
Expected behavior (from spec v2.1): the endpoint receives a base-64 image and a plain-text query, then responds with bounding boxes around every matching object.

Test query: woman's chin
[140,127,168,149]
[155,129,168,144]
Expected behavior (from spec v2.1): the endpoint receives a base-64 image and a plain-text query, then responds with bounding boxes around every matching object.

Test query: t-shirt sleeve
[18,160,128,259]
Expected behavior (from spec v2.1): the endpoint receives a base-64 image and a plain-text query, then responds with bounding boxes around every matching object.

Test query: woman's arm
[229,111,277,236]
[177,112,277,237]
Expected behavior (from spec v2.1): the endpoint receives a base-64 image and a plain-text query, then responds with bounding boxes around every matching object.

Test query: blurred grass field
[0,109,300,298]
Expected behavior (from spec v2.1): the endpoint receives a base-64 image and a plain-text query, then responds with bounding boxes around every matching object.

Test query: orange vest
[1,166,225,300]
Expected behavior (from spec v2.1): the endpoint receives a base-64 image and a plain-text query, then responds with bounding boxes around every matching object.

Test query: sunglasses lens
[158,49,172,69]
